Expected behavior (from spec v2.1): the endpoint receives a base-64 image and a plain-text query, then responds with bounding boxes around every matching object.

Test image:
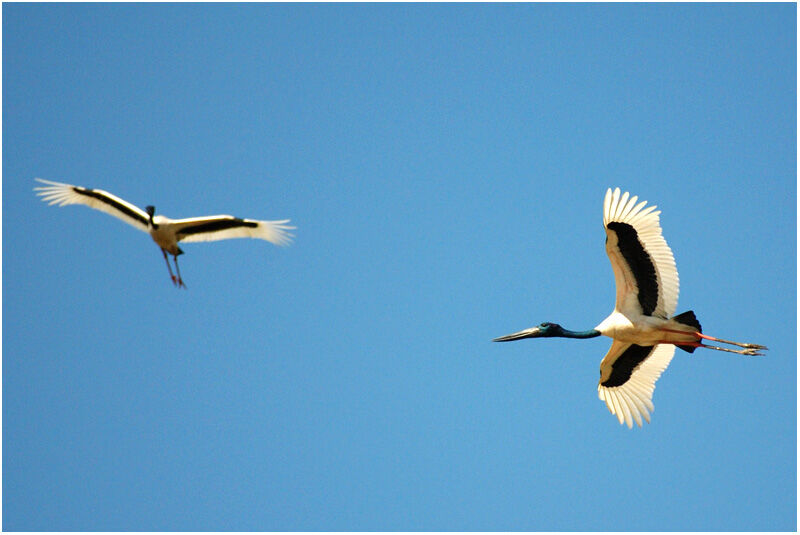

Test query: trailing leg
[161,249,178,285]
[173,254,186,289]
[695,332,766,350]
[660,326,767,354]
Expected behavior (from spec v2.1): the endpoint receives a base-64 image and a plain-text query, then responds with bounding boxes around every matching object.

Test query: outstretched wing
[172,215,294,246]
[34,178,150,232]
[603,187,679,319]
[597,340,675,428]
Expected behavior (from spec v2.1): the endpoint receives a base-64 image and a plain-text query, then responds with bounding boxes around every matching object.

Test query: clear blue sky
[3,3,796,531]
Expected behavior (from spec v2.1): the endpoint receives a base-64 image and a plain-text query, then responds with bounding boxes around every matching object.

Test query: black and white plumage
[34,178,294,288]
[494,188,766,428]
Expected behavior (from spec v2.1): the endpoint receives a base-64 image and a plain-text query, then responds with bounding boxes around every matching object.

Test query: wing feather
[172,215,294,246]
[34,178,149,232]
[603,187,679,319]
[597,341,675,428]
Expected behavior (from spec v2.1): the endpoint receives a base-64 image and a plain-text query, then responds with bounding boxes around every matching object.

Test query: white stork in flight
[34,178,294,288]
[494,188,766,428]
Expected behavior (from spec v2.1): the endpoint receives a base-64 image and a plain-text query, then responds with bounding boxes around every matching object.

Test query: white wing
[603,187,679,319]
[597,340,675,428]
[34,178,150,233]
[172,215,294,246]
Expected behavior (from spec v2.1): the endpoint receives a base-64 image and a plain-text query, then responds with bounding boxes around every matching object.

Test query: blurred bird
[494,188,766,428]
[35,178,294,288]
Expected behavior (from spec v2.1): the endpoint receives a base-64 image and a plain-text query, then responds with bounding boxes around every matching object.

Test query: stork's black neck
[555,327,601,339]
[145,205,157,228]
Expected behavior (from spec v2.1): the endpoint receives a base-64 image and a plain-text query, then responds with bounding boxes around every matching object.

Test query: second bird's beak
[492,326,542,342]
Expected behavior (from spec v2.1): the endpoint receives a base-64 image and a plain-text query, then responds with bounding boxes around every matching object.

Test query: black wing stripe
[601,344,656,387]
[74,186,149,227]
[607,221,659,316]
[177,218,258,237]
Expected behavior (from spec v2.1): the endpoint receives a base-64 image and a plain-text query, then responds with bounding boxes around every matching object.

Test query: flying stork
[34,178,294,288]
[493,188,766,428]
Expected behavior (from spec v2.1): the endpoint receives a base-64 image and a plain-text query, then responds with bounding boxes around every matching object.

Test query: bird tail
[672,310,702,353]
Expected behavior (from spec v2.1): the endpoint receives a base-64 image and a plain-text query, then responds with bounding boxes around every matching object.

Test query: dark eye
[540,322,551,328]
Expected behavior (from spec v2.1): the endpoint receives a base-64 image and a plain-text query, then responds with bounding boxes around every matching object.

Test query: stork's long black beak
[492,326,543,342]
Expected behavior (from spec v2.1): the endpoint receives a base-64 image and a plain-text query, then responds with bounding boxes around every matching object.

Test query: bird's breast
[596,311,661,344]
[149,224,181,254]
[595,311,635,339]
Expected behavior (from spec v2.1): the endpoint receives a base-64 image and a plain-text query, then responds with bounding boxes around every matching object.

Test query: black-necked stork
[494,188,766,428]
[35,178,294,288]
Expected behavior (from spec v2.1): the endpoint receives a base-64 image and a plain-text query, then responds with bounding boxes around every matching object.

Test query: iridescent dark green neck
[557,327,601,339]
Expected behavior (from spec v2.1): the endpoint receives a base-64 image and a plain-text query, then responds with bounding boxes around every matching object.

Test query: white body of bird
[594,311,697,346]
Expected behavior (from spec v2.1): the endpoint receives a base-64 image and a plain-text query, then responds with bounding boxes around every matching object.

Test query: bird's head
[492,322,564,342]
[145,205,157,226]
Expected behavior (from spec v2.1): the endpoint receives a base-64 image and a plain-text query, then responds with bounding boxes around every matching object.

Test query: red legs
[161,249,177,285]
[173,254,186,289]
[659,328,767,356]
[160,249,186,289]
[694,332,765,350]
[670,340,765,356]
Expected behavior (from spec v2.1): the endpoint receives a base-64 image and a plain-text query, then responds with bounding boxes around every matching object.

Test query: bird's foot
[732,346,765,356]
[700,343,765,357]
[176,278,187,289]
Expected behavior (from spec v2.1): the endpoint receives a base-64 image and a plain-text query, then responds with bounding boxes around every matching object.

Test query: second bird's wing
[34,178,150,232]
[172,215,294,246]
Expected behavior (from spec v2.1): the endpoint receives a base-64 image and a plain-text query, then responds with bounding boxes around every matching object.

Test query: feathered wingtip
[33,178,77,206]
[262,219,296,246]
[603,187,660,228]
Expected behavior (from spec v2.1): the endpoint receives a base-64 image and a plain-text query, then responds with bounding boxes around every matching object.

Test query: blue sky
[3,3,795,531]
